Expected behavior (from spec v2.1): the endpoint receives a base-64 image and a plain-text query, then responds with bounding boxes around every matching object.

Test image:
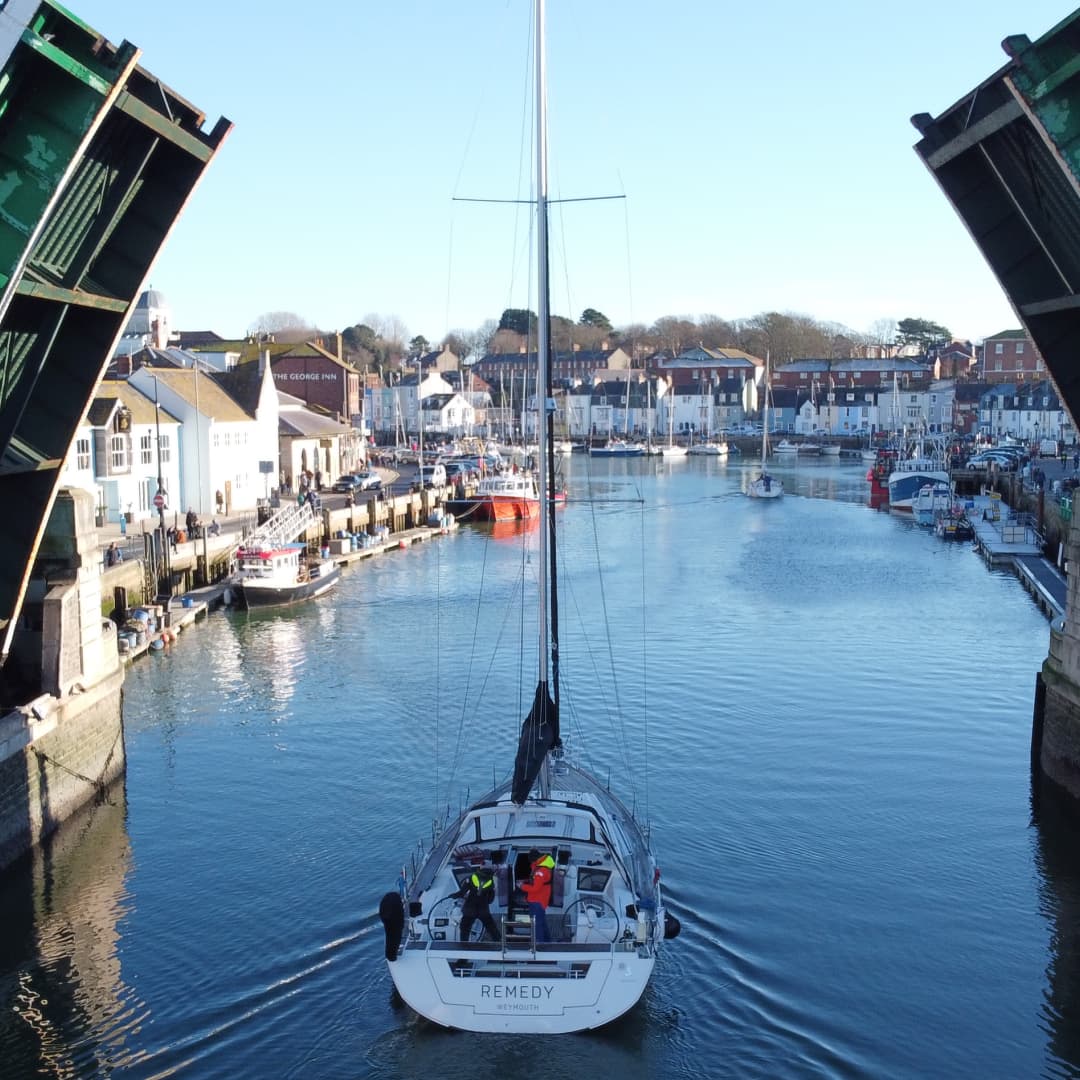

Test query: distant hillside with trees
[247,305,954,375]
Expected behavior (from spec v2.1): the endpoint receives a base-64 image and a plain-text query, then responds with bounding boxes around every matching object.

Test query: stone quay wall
[1037,513,1080,803]
[0,661,125,871]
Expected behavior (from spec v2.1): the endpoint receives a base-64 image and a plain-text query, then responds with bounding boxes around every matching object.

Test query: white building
[368,372,454,439]
[59,381,182,527]
[129,360,279,516]
[278,390,360,489]
[421,392,476,437]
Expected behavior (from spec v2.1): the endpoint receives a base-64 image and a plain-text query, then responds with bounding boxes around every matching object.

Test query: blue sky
[76,0,1072,346]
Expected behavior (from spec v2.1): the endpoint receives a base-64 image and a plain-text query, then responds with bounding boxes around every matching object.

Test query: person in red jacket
[520,849,555,943]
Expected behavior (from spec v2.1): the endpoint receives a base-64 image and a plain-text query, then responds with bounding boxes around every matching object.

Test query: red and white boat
[449,471,566,522]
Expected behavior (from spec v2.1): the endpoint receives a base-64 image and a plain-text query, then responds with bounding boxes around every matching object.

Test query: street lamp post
[153,375,171,597]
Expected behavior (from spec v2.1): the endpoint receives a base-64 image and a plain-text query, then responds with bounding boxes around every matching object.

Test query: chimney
[337,331,343,362]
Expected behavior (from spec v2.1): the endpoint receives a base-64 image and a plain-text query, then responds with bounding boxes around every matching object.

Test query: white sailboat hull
[748,476,783,498]
[389,948,655,1033]
[386,765,668,1034]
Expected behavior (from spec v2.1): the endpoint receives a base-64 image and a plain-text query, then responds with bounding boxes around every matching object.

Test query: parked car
[355,470,382,490]
[334,471,381,493]
[333,473,363,493]
[966,452,1018,471]
[418,464,447,488]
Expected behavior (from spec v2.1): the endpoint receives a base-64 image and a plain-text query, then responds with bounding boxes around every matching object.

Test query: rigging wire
[434,523,441,820]
[638,491,650,830]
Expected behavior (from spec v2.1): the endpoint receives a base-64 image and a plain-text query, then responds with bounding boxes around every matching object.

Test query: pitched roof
[983,329,1029,341]
[87,381,180,425]
[275,340,356,369]
[148,367,252,421]
[175,330,225,348]
[278,404,354,438]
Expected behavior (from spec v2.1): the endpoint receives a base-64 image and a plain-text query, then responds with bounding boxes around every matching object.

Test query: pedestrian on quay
[315,468,323,492]
[106,540,121,567]
[215,489,224,514]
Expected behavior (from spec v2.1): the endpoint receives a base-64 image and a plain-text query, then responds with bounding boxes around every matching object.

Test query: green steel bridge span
[914,10,1080,804]
[913,10,1080,411]
[0,2,228,701]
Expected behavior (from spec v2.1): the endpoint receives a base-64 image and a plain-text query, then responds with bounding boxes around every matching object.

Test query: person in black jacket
[453,869,500,942]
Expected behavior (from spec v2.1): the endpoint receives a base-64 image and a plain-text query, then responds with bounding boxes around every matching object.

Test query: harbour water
[1,454,1078,1078]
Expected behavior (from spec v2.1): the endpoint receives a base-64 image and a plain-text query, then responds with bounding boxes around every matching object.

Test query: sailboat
[591,365,645,456]
[686,375,728,455]
[379,0,675,1033]
[660,376,687,458]
[748,354,783,499]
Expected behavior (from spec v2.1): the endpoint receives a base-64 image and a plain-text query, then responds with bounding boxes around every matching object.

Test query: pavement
[96,463,405,563]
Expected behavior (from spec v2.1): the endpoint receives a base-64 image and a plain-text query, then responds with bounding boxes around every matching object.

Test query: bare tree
[248,311,315,342]
[868,318,897,356]
[490,328,526,355]
[362,313,409,354]
[651,316,699,358]
[698,315,736,350]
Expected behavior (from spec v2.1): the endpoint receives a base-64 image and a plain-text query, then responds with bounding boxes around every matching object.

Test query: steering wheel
[562,897,621,944]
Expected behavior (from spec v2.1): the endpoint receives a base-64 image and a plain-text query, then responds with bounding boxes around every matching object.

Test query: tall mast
[535,0,550,687]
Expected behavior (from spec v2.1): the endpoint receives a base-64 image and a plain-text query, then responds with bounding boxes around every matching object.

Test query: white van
[1039,438,1059,458]
[419,464,447,488]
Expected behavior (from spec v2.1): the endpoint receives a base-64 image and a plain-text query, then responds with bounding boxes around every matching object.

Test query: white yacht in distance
[748,354,783,499]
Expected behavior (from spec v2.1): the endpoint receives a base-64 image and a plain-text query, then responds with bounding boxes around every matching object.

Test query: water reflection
[1032,782,1080,1074]
[0,782,147,1074]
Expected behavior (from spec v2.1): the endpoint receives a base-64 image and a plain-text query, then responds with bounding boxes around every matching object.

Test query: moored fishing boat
[446,470,566,522]
[232,542,339,609]
[911,481,954,526]
[887,434,950,513]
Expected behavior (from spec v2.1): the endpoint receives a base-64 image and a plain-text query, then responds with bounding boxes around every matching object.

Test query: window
[994,360,1003,371]
[846,393,855,402]
[140,432,153,464]
[76,437,90,470]
[110,435,126,469]
[1016,342,1025,354]
[995,343,1004,354]
[799,372,807,380]
[159,433,171,464]
[853,372,860,381]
